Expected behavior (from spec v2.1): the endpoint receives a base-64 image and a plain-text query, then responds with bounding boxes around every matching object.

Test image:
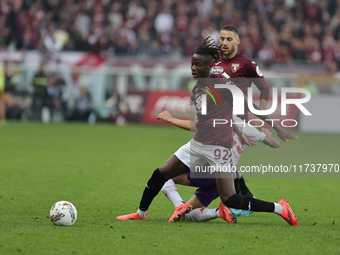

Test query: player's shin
[184,208,219,222]
[139,168,167,216]
[161,179,185,207]
[234,177,241,194]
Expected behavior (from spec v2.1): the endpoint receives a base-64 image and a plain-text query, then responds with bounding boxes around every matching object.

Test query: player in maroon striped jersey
[158,110,280,220]
[159,26,279,219]
[116,37,299,226]
[208,25,275,215]
[214,25,270,124]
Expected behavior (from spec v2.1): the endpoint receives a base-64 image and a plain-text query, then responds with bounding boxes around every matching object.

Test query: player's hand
[240,132,257,147]
[276,129,298,143]
[261,128,272,137]
[157,111,173,123]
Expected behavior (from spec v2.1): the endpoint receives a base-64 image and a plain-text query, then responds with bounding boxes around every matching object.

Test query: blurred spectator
[306,38,322,65]
[137,24,152,56]
[291,39,307,61]
[154,7,174,34]
[75,10,91,37]
[108,3,123,27]
[258,42,276,67]
[69,86,91,122]
[4,83,28,120]
[116,21,137,54]
[31,63,48,114]
[274,44,292,65]
[2,63,29,119]
[53,24,69,49]
[126,0,146,25]
[170,37,183,57]
[334,40,340,69]
[46,74,67,120]
[0,0,340,71]
[105,91,122,122]
[20,28,38,50]
[4,63,15,93]
[62,72,82,117]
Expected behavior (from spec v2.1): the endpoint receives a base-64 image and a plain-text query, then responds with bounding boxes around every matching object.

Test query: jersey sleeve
[245,60,270,101]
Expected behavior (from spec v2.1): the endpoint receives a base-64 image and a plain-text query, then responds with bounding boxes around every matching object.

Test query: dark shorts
[187,172,219,207]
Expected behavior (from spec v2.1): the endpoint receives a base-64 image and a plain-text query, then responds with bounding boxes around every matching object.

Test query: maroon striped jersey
[212,53,270,121]
[192,75,234,149]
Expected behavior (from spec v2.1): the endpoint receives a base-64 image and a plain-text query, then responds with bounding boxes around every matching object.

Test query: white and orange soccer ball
[49,201,77,226]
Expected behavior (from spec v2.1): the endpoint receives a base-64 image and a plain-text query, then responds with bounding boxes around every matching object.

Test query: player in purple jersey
[116,37,299,226]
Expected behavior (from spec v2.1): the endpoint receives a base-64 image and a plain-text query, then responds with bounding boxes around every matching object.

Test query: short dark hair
[221,25,239,36]
[194,36,222,62]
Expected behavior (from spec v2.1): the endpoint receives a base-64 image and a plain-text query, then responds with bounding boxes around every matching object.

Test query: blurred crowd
[2,62,95,122]
[2,60,126,123]
[1,0,340,72]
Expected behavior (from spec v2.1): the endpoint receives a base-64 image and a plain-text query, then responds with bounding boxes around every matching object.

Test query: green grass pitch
[0,122,339,254]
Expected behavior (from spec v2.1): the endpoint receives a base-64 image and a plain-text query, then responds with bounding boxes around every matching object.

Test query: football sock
[184,208,219,222]
[137,209,147,218]
[161,179,185,207]
[224,194,274,212]
[139,168,167,211]
[273,203,283,214]
[240,177,254,197]
[234,177,241,195]
[234,170,241,194]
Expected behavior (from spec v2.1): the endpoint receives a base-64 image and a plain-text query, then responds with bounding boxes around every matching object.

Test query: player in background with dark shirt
[31,63,49,114]
[116,37,299,226]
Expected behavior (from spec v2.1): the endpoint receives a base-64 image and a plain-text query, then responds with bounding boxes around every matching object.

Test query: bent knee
[172,174,190,186]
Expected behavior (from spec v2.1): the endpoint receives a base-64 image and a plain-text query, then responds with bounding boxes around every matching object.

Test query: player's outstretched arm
[244,96,298,143]
[262,128,280,148]
[157,111,197,132]
[232,123,257,147]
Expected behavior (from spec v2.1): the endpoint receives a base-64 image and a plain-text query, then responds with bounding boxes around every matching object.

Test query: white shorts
[174,139,235,174]
[233,116,266,142]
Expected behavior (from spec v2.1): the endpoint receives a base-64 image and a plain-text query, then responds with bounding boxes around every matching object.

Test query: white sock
[273,203,283,214]
[137,209,147,218]
[161,179,184,207]
[184,208,219,222]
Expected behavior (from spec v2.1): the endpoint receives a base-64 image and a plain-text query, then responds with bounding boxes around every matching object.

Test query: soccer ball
[50,201,77,226]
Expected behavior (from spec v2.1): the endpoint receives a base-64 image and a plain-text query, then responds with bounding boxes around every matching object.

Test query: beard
[221,44,236,59]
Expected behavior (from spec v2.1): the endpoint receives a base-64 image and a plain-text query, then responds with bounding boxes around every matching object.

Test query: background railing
[1,51,340,133]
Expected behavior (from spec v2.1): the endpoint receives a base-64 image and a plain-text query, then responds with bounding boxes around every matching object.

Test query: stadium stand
[0,0,340,71]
